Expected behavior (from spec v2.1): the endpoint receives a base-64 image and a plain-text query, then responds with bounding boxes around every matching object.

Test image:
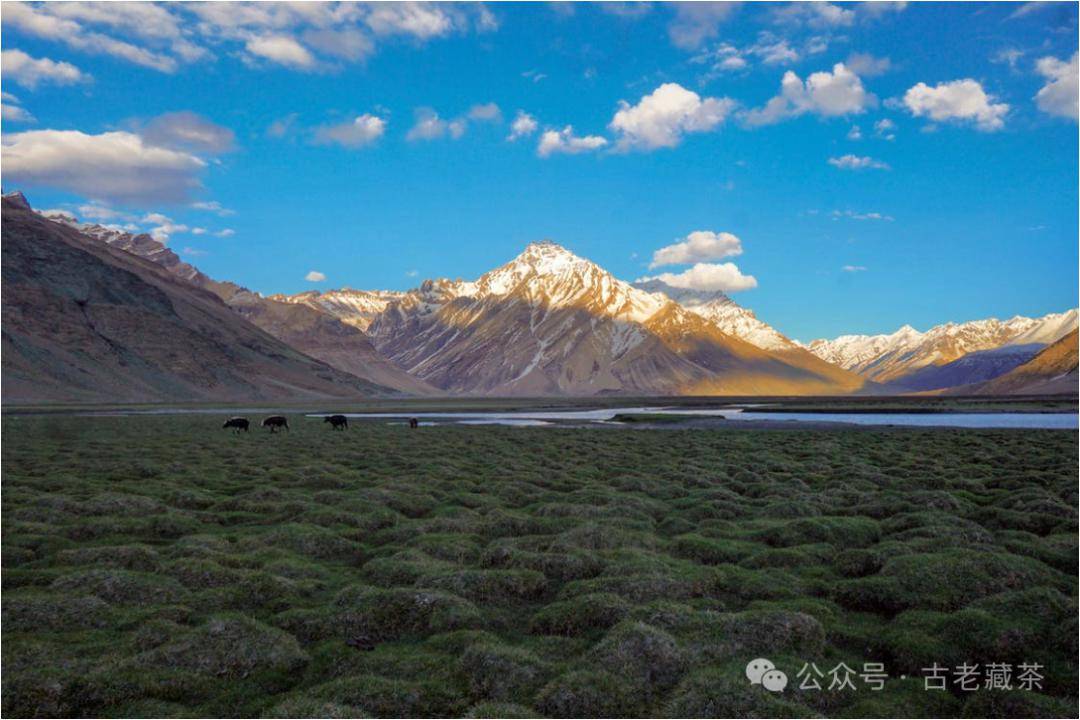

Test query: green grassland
[2,415,1077,718]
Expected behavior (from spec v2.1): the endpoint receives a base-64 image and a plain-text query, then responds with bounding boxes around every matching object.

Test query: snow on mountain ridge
[273,288,408,331]
[806,311,1079,382]
[471,241,671,324]
[39,209,206,283]
[632,278,795,352]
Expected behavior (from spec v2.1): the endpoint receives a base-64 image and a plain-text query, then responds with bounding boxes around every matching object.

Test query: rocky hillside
[880,343,1044,393]
[1,194,390,404]
[282,242,868,396]
[964,330,1078,396]
[41,207,433,396]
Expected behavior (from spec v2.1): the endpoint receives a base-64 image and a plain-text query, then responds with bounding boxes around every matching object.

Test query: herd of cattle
[222,414,420,433]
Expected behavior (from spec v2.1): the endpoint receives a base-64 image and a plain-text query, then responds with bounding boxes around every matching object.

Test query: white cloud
[873,117,896,140]
[847,125,862,140]
[1008,2,1053,20]
[902,79,1009,131]
[1034,52,1078,121]
[2,2,179,72]
[145,214,189,243]
[742,63,876,127]
[475,6,499,33]
[537,126,608,157]
[1,91,34,123]
[610,83,735,151]
[47,1,186,41]
[693,32,822,78]
[774,2,855,29]
[301,28,373,62]
[1,49,88,89]
[215,228,235,238]
[649,230,743,269]
[668,2,739,51]
[181,246,208,257]
[699,43,749,72]
[191,227,207,235]
[842,265,868,272]
[1,1,491,77]
[831,210,894,221]
[403,103,502,142]
[845,52,891,77]
[467,102,502,121]
[406,108,466,141]
[753,37,800,65]
[828,154,890,170]
[141,212,191,243]
[305,270,326,282]
[79,202,129,221]
[2,129,206,204]
[245,34,316,69]
[140,111,235,153]
[637,262,757,292]
[364,3,456,39]
[991,47,1024,70]
[856,1,908,19]
[507,110,538,141]
[191,200,235,216]
[314,113,387,147]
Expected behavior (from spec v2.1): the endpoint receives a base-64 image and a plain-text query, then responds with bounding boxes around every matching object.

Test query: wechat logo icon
[746,658,788,692]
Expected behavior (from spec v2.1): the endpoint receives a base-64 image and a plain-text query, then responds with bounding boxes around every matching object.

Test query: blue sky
[2,1,1077,340]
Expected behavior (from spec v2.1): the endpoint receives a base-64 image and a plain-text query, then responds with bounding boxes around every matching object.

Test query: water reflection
[325,407,1078,429]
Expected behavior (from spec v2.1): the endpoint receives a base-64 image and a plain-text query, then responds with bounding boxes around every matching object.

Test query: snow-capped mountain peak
[470,242,671,323]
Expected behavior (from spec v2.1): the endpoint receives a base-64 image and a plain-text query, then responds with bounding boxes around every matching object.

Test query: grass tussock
[1,415,1077,717]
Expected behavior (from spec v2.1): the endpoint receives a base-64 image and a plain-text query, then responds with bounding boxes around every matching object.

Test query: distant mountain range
[277,241,865,396]
[3,191,1076,402]
[803,310,1078,388]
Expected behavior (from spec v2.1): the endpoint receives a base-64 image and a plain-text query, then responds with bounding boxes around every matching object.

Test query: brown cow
[262,415,289,433]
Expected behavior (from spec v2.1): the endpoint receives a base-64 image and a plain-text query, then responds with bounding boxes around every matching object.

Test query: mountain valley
[4,192,1076,402]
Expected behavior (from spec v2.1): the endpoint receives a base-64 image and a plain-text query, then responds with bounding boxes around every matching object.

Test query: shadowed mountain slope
[962,330,1078,396]
[883,343,1045,392]
[1,195,391,403]
[39,206,434,396]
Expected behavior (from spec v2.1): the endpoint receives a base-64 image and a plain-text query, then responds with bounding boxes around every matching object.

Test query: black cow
[408,417,420,429]
[324,414,348,430]
[222,417,249,433]
[262,415,289,433]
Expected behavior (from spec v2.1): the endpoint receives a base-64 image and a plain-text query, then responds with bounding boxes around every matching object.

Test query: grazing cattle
[409,417,419,429]
[222,417,249,433]
[262,415,289,433]
[324,414,348,430]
